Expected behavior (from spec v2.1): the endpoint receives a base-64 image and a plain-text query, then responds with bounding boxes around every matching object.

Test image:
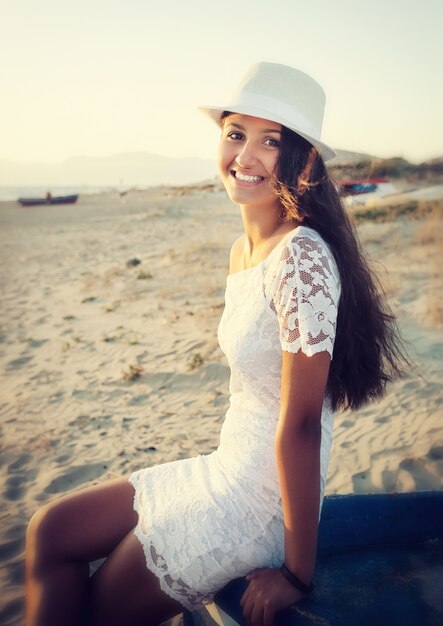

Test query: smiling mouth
[231,171,265,183]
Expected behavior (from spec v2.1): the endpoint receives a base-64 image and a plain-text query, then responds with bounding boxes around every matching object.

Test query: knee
[26,500,65,566]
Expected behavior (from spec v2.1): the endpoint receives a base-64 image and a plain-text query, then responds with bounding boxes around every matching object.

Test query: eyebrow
[226,122,281,134]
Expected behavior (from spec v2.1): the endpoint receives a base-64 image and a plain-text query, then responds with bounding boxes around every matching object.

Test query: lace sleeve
[267,233,341,357]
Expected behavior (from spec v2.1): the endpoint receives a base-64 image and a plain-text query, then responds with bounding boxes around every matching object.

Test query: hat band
[227,91,321,140]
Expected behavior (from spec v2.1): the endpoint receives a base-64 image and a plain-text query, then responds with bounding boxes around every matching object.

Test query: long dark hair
[221,111,409,411]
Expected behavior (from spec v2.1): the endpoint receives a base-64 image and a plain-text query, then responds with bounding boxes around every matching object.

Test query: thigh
[29,476,138,562]
[89,529,184,626]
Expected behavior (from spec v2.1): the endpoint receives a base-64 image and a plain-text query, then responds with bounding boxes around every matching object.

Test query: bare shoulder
[229,234,246,274]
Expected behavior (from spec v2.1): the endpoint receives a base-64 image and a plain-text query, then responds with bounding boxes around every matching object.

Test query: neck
[239,202,296,255]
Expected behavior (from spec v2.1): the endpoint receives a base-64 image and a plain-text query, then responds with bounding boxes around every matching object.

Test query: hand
[240,567,305,626]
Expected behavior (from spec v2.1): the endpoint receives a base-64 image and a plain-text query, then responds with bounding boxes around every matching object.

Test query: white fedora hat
[198,61,336,162]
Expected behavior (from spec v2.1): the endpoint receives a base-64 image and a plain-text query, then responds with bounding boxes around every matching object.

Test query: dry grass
[137,270,153,280]
[352,197,443,224]
[413,209,443,327]
[187,353,204,371]
[414,208,443,247]
[122,363,144,381]
[416,198,443,220]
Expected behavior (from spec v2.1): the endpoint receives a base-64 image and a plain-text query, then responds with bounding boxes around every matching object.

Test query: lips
[231,170,265,184]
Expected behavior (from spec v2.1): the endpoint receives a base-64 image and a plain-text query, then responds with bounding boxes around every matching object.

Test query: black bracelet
[279,564,314,595]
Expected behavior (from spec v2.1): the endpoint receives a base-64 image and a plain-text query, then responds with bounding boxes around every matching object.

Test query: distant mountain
[328,149,375,165]
[419,156,443,167]
[0,152,219,187]
[1,148,397,187]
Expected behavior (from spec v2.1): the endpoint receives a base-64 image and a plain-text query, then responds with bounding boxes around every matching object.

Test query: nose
[235,139,259,169]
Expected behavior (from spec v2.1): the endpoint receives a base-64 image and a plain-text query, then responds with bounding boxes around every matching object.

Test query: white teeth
[235,172,264,183]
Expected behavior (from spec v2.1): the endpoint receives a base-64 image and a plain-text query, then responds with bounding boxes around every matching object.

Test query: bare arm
[241,348,331,626]
[276,348,331,584]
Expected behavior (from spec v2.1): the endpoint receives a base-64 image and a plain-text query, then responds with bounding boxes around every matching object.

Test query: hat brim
[198,103,337,162]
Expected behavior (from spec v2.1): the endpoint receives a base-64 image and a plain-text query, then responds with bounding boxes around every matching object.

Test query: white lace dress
[128,225,341,610]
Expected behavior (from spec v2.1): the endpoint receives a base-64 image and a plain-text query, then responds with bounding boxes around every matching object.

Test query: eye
[265,137,280,148]
[227,131,243,141]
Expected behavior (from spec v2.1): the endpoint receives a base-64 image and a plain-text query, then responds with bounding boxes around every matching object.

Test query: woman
[25,62,406,626]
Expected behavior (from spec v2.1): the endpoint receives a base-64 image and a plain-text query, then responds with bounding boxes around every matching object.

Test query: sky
[1,0,442,165]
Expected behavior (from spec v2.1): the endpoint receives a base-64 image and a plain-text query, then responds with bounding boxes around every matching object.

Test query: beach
[0,181,442,624]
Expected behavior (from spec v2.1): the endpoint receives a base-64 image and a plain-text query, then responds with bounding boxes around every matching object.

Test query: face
[217,113,282,210]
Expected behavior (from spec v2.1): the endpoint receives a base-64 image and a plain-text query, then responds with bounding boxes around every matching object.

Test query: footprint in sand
[352,469,380,494]
[44,463,112,494]
[71,389,98,401]
[5,454,37,500]
[0,450,17,468]
[68,414,90,428]
[35,315,50,325]
[381,468,399,492]
[5,467,37,501]
[129,394,151,405]
[375,415,390,424]
[27,338,48,349]
[6,355,33,370]
[7,452,33,472]
[399,457,442,490]
[8,556,26,585]
[427,445,443,461]
[0,597,23,625]
[54,448,75,464]
[68,414,114,434]
[0,538,23,563]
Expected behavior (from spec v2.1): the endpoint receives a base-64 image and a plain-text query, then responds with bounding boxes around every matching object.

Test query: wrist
[279,563,314,596]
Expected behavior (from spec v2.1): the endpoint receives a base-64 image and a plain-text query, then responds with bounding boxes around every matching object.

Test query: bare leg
[88,528,183,626]
[25,476,183,626]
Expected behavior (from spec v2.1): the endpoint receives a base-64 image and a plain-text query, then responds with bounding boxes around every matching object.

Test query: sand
[0,182,442,624]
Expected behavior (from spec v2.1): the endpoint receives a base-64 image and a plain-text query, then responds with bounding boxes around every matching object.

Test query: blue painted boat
[182,491,443,626]
[340,182,378,196]
[17,194,79,207]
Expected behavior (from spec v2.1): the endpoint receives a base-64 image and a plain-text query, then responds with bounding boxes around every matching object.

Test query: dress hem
[128,473,212,611]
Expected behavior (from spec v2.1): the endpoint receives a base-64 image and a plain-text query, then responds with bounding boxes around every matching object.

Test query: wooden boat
[341,182,377,196]
[178,491,443,626]
[17,194,79,207]
[339,179,384,196]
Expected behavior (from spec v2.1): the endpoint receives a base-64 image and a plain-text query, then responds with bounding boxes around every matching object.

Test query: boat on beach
[17,194,79,207]
[181,491,443,626]
[338,177,392,196]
